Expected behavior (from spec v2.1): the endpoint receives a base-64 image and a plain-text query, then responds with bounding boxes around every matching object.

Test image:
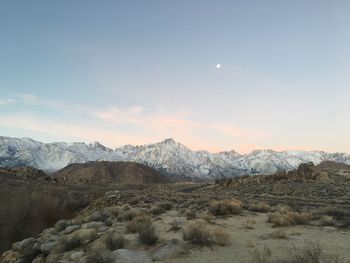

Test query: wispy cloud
[16,93,84,113]
[0,113,153,147]
[91,105,264,152]
[92,106,144,123]
[0,98,16,105]
[3,93,265,152]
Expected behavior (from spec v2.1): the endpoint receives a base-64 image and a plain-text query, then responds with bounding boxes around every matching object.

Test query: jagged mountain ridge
[1,136,350,178]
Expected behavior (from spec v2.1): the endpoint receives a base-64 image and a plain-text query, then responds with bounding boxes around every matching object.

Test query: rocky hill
[0,167,47,180]
[54,161,170,185]
[1,136,350,179]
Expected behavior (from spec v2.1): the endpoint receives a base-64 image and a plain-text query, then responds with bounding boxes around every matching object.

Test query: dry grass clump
[209,199,242,216]
[137,224,158,246]
[250,245,272,263]
[103,232,125,250]
[317,206,347,220]
[202,213,215,223]
[279,242,345,263]
[158,201,173,211]
[89,210,109,222]
[182,221,230,247]
[85,250,113,263]
[151,201,173,215]
[320,215,335,226]
[106,206,122,217]
[186,211,197,220]
[177,208,188,216]
[118,208,138,221]
[129,197,140,205]
[169,220,183,232]
[249,241,346,263]
[243,218,256,229]
[340,218,350,229]
[126,214,152,233]
[268,208,313,227]
[58,235,82,251]
[151,206,165,215]
[269,229,287,239]
[249,202,271,213]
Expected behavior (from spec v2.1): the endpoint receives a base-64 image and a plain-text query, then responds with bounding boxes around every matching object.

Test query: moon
[216,64,221,69]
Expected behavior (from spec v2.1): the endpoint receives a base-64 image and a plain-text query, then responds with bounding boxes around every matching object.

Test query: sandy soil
[152,210,350,263]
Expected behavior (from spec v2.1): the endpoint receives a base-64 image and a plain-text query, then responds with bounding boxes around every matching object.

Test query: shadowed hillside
[54,161,170,185]
[0,162,169,254]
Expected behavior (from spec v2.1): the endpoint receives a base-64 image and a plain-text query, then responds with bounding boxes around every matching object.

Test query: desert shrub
[158,202,173,211]
[318,206,347,220]
[186,211,197,220]
[177,208,187,216]
[151,202,173,216]
[211,228,230,246]
[182,221,230,247]
[85,250,113,263]
[277,241,345,263]
[320,216,335,226]
[249,202,271,213]
[106,206,122,217]
[293,212,313,224]
[54,219,68,232]
[58,236,82,251]
[151,206,165,215]
[169,220,182,232]
[129,197,140,206]
[103,232,125,250]
[243,218,256,229]
[268,210,313,227]
[340,218,350,229]
[202,214,214,223]
[269,229,287,239]
[249,242,345,263]
[137,224,158,246]
[249,245,272,263]
[209,199,242,216]
[126,214,152,233]
[89,210,109,222]
[118,209,138,221]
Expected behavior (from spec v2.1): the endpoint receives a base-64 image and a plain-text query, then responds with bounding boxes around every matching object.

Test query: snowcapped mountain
[1,136,350,179]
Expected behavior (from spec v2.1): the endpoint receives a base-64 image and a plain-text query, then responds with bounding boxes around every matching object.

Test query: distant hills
[54,161,170,185]
[1,136,350,179]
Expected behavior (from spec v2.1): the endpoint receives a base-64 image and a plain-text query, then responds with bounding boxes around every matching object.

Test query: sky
[0,0,350,154]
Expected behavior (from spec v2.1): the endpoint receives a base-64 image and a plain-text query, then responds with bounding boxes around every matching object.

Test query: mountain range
[1,136,350,179]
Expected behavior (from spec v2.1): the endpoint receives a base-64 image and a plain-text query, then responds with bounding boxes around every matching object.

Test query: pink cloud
[92,106,144,123]
[91,107,265,152]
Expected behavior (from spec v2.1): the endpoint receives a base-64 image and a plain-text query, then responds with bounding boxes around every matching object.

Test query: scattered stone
[82,221,105,229]
[111,249,152,263]
[0,250,22,263]
[12,238,35,252]
[32,254,45,263]
[40,237,58,255]
[68,228,97,245]
[63,225,80,234]
[152,240,187,261]
[71,251,85,260]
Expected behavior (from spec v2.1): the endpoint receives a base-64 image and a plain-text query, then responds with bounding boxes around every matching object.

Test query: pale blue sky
[0,1,349,153]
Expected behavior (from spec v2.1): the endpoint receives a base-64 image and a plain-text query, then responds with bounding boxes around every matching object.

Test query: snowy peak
[160,138,177,145]
[0,136,350,179]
